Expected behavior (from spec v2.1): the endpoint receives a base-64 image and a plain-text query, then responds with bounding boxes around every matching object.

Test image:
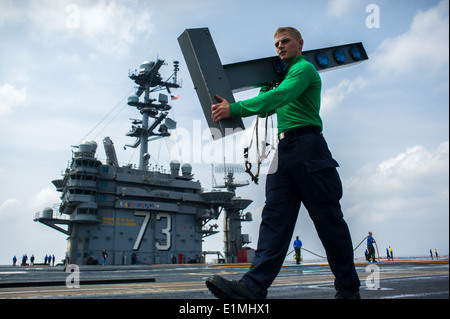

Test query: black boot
[206,275,257,299]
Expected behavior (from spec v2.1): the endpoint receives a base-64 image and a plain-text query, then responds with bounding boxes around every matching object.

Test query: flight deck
[0,259,447,300]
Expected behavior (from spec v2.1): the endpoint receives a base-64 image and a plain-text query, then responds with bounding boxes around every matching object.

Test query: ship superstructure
[34,58,253,265]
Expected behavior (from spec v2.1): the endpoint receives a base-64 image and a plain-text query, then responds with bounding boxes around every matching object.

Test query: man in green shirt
[206,27,360,299]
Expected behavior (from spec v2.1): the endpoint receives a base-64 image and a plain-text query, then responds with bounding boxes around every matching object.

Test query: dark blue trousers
[241,128,360,298]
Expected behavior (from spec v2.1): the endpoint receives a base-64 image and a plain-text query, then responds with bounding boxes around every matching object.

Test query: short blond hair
[274,27,302,40]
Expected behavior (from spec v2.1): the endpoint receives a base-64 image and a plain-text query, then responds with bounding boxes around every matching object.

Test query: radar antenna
[212,158,249,194]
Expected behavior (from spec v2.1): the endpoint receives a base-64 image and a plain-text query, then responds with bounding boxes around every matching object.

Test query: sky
[0,0,448,265]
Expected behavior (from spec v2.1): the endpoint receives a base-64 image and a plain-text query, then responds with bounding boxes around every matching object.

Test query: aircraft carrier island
[33,58,253,266]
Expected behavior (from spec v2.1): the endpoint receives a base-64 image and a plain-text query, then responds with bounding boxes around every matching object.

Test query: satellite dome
[79,140,97,153]
[181,163,192,177]
[42,207,53,219]
[170,160,181,170]
[128,94,139,104]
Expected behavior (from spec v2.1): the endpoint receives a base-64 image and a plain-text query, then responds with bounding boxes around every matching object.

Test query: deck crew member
[206,26,361,299]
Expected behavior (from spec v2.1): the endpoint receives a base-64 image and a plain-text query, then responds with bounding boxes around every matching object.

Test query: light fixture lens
[273,58,286,76]
[316,52,329,68]
[350,46,362,61]
[334,48,346,64]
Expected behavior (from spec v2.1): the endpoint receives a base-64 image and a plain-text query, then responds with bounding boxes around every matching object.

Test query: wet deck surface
[1,260,448,300]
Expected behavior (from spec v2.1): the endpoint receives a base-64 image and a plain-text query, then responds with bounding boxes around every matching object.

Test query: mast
[126,59,180,170]
[213,162,252,263]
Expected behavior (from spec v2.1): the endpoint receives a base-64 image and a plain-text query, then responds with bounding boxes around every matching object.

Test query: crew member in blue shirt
[293,236,302,264]
[367,231,376,262]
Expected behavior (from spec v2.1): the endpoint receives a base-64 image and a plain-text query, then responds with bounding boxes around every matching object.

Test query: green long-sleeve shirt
[229,55,322,134]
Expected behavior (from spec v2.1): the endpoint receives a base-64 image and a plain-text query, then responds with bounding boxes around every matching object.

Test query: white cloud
[378,143,449,177]
[0,83,27,116]
[0,198,19,211]
[344,141,449,222]
[1,1,155,57]
[30,187,60,212]
[321,76,369,115]
[370,0,449,78]
[78,1,154,57]
[327,0,359,18]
